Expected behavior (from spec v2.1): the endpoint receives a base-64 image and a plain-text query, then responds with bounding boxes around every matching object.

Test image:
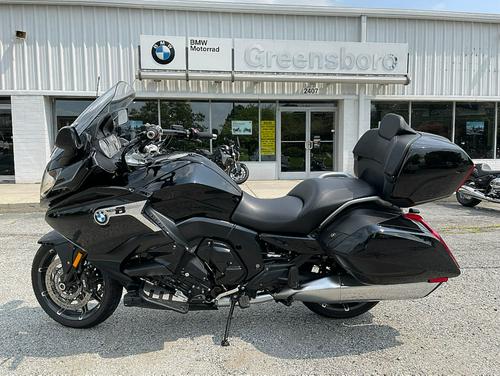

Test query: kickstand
[221,295,237,346]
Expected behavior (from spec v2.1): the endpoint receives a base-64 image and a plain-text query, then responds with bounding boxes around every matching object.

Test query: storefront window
[212,102,259,161]
[455,102,495,159]
[122,100,159,140]
[497,105,500,159]
[370,101,410,129]
[260,102,277,162]
[54,99,93,130]
[160,101,210,152]
[0,98,14,177]
[411,102,453,140]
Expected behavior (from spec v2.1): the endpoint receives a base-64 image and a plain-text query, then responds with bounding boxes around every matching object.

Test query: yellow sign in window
[260,120,276,156]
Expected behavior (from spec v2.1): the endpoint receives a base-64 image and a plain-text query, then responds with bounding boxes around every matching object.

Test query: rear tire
[456,191,481,207]
[32,245,123,328]
[303,301,378,319]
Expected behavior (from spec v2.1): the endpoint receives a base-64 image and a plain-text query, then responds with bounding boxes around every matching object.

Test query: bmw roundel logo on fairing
[94,210,109,226]
[151,40,175,65]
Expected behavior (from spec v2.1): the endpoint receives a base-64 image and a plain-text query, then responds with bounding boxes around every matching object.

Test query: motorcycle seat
[231,177,377,235]
[476,164,500,176]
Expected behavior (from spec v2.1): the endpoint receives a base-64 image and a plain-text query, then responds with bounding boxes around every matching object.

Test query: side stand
[221,296,237,346]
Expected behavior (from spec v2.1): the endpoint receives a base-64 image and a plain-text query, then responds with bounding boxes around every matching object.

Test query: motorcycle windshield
[72,81,135,135]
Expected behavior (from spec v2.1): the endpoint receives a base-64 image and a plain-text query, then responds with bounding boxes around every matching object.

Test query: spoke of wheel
[38,267,48,273]
[56,307,66,316]
[93,293,102,303]
[79,304,88,320]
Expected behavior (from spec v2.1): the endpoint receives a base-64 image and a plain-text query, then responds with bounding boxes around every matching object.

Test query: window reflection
[455,102,495,159]
[411,102,453,140]
[121,100,159,140]
[54,99,93,130]
[370,102,410,129]
[0,98,14,177]
[160,101,210,152]
[212,102,260,161]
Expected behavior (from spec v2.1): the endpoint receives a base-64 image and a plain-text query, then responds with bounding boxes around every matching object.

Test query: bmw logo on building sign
[152,40,175,65]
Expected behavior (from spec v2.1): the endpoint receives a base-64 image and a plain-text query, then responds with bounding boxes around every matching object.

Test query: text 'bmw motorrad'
[32,82,474,346]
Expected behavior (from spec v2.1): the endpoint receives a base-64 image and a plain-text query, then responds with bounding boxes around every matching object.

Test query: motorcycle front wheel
[230,163,249,184]
[32,245,122,328]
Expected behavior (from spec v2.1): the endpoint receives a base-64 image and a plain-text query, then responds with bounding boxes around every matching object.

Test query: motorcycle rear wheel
[32,245,122,328]
[303,301,378,319]
[456,191,481,207]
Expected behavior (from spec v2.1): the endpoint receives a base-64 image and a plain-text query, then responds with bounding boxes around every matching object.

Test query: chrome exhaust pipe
[273,276,439,304]
[458,185,500,203]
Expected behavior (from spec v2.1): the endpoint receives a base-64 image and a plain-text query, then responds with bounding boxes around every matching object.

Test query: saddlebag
[353,113,474,207]
[320,207,460,285]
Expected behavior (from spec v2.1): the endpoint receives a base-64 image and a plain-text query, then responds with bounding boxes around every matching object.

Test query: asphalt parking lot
[0,199,499,375]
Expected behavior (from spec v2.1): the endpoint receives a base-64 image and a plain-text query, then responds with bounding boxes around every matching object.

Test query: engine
[490,178,500,198]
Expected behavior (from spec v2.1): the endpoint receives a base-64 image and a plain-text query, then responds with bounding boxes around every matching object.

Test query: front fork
[38,230,86,283]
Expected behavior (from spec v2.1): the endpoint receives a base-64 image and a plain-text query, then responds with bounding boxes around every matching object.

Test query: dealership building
[1,0,500,182]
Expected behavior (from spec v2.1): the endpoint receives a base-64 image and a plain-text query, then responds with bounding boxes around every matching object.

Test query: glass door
[309,111,335,176]
[278,107,336,179]
[0,99,14,181]
[279,111,307,178]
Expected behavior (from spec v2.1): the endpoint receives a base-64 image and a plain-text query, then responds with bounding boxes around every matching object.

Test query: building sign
[260,120,276,156]
[139,35,409,79]
[234,39,408,75]
[188,37,232,72]
[231,121,252,135]
[140,35,186,70]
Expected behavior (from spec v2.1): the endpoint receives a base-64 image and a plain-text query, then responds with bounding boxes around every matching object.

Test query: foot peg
[140,282,189,314]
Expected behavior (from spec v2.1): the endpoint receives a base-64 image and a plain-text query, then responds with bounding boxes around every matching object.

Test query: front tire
[303,301,378,319]
[230,163,249,184]
[32,245,122,328]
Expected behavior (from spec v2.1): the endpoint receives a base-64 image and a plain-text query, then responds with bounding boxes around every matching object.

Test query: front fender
[38,230,68,246]
[38,231,76,275]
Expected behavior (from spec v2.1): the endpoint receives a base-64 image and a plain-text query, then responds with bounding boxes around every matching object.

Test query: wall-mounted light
[15,30,27,39]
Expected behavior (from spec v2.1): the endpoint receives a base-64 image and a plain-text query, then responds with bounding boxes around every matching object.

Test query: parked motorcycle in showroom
[456,163,500,206]
[32,82,473,346]
[197,137,249,185]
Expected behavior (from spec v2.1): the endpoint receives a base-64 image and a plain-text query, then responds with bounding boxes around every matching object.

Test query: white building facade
[1,0,500,183]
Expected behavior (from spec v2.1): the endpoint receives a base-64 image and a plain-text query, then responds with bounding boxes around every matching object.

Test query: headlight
[40,169,60,199]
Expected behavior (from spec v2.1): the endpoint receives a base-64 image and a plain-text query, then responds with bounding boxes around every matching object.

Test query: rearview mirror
[116,109,128,126]
[55,126,82,153]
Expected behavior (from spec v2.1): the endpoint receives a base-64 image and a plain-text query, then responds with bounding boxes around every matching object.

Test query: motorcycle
[456,163,500,206]
[197,138,249,185]
[32,82,473,346]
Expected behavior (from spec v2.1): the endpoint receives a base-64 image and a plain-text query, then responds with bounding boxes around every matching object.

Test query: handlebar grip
[195,131,217,140]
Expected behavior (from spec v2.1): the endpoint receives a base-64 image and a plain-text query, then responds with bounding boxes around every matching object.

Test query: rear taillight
[428,277,448,283]
[403,212,459,269]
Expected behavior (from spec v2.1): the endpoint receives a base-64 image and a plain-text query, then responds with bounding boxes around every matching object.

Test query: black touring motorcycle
[33,82,473,346]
